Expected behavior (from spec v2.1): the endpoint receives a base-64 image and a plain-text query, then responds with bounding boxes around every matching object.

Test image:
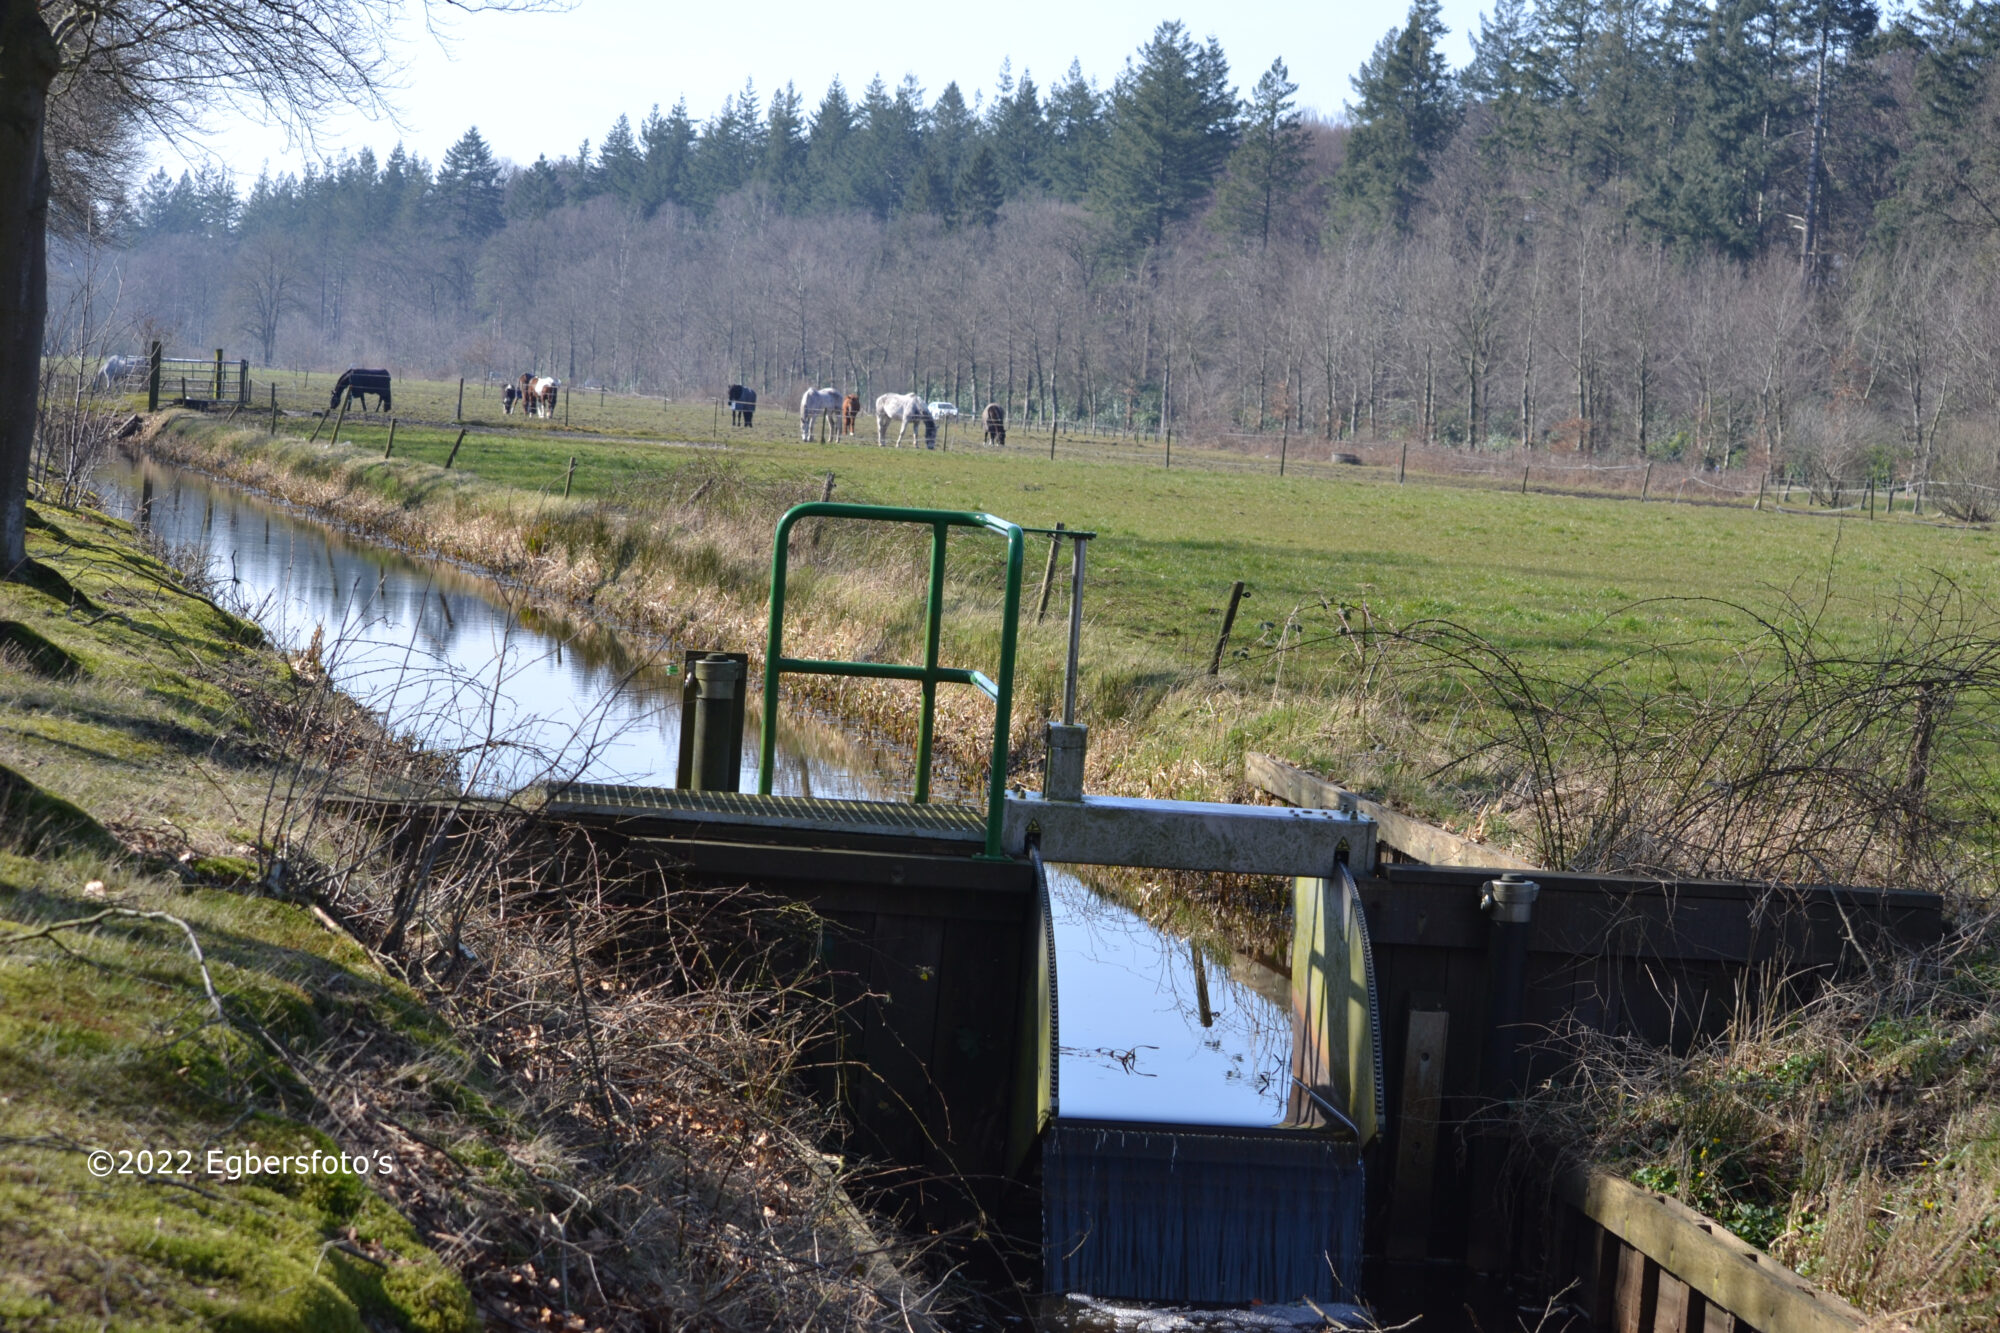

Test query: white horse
[875,392,936,449]
[93,355,138,391]
[799,387,842,441]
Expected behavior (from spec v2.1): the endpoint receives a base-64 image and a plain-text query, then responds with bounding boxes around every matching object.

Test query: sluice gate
[542,502,1386,1314]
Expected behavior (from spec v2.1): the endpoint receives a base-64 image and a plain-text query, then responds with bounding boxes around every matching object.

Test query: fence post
[1049,411,1058,460]
[269,383,277,435]
[563,455,576,498]
[1756,473,1767,511]
[384,419,398,460]
[238,359,249,405]
[444,428,467,470]
[147,341,161,411]
[1398,437,1409,485]
[1209,581,1247,676]
[1035,523,1065,624]
[563,387,570,428]
[327,397,349,446]
[1279,422,1288,477]
[455,377,464,423]
[1522,463,1530,494]
[213,348,223,400]
[1641,463,1652,501]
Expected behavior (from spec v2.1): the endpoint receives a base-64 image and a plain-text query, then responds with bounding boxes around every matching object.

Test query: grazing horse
[983,403,1006,447]
[874,392,936,449]
[798,387,842,441]
[528,376,559,419]
[516,373,558,418]
[502,382,519,415]
[330,368,393,413]
[727,384,757,427]
[92,355,138,391]
[840,393,861,435]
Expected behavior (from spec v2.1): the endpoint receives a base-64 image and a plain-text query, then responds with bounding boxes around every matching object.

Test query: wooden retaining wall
[1550,1170,1865,1333]
[1247,753,1931,1332]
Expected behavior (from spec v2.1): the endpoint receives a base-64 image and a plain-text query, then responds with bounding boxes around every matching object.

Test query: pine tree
[690,81,763,208]
[988,65,1049,195]
[1334,0,1462,233]
[597,113,644,206]
[1213,58,1310,247]
[905,157,955,224]
[507,154,566,220]
[956,143,1005,227]
[807,79,858,210]
[1464,0,1547,171]
[1092,21,1238,248]
[761,84,810,213]
[1637,0,1775,258]
[928,82,977,186]
[850,75,925,219]
[1887,0,2000,236]
[1046,61,1106,202]
[640,101,695,213]
[436,126,505,239]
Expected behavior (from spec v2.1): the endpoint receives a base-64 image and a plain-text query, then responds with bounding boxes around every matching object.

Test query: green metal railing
[757,502,1026,858]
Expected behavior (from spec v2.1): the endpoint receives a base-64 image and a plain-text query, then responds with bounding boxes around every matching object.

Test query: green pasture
[312,411,2000,683]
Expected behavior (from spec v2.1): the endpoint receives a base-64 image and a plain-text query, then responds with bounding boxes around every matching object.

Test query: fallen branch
[1,908,226,1021]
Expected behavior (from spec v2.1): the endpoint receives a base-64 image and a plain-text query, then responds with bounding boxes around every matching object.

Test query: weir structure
[543,502,1382,1311]
[531,502,1939,1328]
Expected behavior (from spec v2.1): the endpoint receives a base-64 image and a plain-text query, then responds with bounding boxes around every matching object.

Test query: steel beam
[1001,792,1375,877]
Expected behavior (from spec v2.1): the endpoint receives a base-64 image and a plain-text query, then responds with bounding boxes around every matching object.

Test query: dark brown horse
[983,403,1006,447]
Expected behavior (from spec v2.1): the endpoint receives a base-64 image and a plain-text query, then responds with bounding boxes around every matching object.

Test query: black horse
[727,383,757,427]
[330,368,393,413]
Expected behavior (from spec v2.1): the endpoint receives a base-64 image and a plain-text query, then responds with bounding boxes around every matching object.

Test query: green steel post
[758,509,797,796]
[985,525,1023,857]
[914,522,949,804]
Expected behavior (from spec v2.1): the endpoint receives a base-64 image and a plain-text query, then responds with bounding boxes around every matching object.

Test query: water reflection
[97,456,1295,1127]
[1049,868,1292,1127]
[98,456,911,797]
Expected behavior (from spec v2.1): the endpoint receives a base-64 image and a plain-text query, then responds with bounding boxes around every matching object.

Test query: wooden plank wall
[1546,1171,1865,1333]
[1245,753,1943,1302]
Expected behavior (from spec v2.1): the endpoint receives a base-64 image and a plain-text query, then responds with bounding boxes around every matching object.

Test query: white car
[927,401,960,419]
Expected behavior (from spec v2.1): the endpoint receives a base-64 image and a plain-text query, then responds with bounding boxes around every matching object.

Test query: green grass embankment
[1,498,931,1331]
[1,502,479,1330]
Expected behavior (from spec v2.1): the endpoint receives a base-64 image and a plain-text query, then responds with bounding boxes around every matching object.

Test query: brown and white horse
[982,403,1006,446]
[518,373,559,419]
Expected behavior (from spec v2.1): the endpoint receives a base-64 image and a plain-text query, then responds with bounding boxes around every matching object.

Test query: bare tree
[3,0,554,572]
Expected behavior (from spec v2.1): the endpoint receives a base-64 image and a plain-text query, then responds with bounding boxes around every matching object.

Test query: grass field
[262,399,2000,680]
[135,398,2000,880]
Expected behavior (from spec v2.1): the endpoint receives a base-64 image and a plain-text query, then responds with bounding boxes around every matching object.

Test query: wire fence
[106,360,2000,524]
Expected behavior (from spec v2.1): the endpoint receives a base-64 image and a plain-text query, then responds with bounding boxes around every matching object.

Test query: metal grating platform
[544,782,989,843]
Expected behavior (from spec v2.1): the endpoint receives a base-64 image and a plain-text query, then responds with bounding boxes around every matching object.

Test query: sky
[151,0,1487,181]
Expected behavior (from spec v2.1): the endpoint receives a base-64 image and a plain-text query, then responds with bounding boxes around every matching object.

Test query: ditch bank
[0,496,941,1330]
[130,410,1394,961]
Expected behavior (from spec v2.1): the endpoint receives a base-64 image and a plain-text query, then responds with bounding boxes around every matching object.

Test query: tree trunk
[0,0,58,572]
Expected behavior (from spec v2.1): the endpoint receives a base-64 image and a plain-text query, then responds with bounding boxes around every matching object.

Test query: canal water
[95,456,1295,1132]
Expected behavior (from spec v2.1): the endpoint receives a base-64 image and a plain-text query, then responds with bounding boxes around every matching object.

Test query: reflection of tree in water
[102,459,935,798]
[1049,868,1291,1112]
